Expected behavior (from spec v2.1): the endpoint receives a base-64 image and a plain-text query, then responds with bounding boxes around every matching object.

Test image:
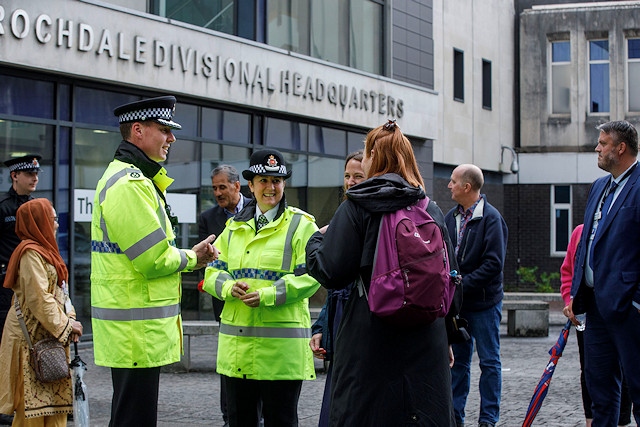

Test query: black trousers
[110,367,161,427]
[225,376,301,427]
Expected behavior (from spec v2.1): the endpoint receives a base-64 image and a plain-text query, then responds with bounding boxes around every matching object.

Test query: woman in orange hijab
[0,198,83,426]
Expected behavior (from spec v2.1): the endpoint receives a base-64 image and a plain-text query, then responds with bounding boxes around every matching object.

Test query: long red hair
[364,121,424,188]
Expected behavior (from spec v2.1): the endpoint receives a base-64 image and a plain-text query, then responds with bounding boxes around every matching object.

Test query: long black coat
[306,174,457,427]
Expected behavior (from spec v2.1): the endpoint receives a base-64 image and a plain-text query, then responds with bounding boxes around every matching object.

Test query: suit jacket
[198,194,251,240]
[571,162,640,321]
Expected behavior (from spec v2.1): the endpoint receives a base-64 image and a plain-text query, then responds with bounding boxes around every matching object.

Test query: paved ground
[69,311,591,427]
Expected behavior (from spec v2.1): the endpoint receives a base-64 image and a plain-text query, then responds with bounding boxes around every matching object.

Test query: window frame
[626,37,640,113]
[482,58,492,110]
[588,38,610,115]
[453,48,464,102]
[549,40,571,115]
[550,185,572,257]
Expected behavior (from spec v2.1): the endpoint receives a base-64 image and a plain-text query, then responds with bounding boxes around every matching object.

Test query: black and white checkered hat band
[249,164,288,175]
[9,161,40,172]
[118,107,173,123]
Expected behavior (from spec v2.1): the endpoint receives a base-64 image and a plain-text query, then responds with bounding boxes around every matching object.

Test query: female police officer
[202,149,319,427]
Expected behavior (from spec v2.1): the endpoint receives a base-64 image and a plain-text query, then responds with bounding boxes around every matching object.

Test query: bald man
[445,164,508,427]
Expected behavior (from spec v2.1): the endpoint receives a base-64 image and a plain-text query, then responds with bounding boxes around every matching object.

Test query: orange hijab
[3,199,68,289]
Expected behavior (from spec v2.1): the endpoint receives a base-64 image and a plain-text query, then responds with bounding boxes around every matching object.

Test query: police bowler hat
[3,154,42,173]
[242,149,292,180]
[113,95,182,130]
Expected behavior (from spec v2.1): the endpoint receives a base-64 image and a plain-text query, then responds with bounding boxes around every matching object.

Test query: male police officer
[91,96,217,427]
[0,154,41,425]
[0,155,41,334]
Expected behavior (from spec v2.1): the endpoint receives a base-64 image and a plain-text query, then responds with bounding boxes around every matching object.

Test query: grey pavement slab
[69,313,588,427]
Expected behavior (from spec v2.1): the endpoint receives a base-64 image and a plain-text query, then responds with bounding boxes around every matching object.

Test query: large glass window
[309,126,346,156]
[0,120,55,200]
[75,87,139,127]
[551,41,571,114]
[308,155,345,226]
[628,38,640,112]
[310,0,345,66]
[265,118,308,151]
[0,76,55,119]
[589,39,610,113]
[267,0,310,54]
[73,127,121,322]
[151,0,382,74]
[1,71,372,323]
[348,0,383,73]
[348,131,366,154]
[551,185,571,255]
[202,108,251,143]
[270,0,382,74]
[152,0,235,34]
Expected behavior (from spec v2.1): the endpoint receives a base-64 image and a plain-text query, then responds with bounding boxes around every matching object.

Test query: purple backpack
[366,197,457,326]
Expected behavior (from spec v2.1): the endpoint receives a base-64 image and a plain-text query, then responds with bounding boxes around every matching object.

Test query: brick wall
[503,183,591,291]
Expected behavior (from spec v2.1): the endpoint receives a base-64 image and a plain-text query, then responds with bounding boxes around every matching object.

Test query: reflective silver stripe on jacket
[220,323,311,339]
[177,250,189,271]
[281,214,302,270]
[91,303,180,321]
[98,168,134,241]
[124,228,167,260]
[215,271,234,298]
[274,278,287,306]
[94,166,171,261]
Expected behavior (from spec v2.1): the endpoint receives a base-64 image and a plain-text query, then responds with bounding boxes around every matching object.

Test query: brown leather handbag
[15,299,70,383]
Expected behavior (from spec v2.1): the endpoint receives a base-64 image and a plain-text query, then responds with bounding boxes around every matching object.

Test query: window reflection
[0,76,55,119]
[0,120,54,201]
[75,87,139,126]
[153,0,235,34]
[265,118,308,151]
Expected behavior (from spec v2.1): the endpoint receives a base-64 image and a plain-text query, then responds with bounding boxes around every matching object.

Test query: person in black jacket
[308,150,365,427]
[445,164,508,427]
[306,120,460,426]
[0,154,41,334]
[0,154,41,426]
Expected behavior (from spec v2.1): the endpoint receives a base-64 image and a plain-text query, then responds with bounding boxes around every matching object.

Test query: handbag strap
[14,298,35,351]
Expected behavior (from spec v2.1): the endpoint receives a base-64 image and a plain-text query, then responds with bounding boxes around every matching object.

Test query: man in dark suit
[569,120,640,426]
[198,164,249,427]
[199,164,249,299]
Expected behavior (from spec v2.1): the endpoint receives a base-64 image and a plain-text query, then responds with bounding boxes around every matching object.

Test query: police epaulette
[125,168,145,180]
[289,207,315,222]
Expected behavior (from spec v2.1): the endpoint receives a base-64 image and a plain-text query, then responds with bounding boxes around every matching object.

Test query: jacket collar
[233,196,287,223]
[114,140,174,191]
[454,195,486,221]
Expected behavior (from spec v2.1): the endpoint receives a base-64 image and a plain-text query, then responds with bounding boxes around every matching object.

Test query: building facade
[511,1,640,287]
[0,0,439,328]
[0,0,520,328]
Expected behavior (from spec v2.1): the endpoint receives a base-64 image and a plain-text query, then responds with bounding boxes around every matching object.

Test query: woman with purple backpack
[309,150,365,427]
[306,120,462,426]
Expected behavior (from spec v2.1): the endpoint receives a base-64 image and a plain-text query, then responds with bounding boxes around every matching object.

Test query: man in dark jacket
[0,154,41,425]
[197,164,250,427]
[0,154,41,332]
[445,164,508,427]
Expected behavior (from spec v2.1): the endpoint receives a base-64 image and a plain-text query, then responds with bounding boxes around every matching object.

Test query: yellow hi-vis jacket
[90,159,197,368]
[203,202,320,380]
